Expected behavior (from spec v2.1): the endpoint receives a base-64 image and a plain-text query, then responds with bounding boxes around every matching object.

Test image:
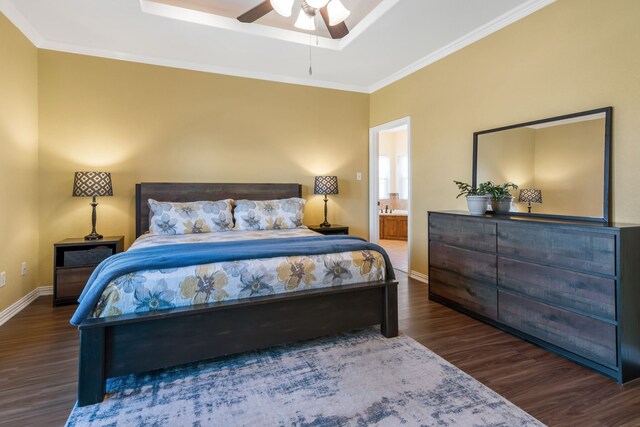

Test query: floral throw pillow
[148,199,234,235]
[233,198,305,231]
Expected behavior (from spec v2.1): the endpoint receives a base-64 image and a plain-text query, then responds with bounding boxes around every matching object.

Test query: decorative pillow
[148,199,234,235]
[233,198,306,231]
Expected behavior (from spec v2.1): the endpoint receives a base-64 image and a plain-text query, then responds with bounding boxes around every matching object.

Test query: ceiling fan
[237,0,351,39]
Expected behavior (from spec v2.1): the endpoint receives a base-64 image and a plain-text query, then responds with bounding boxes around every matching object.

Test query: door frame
[369,117,411,268]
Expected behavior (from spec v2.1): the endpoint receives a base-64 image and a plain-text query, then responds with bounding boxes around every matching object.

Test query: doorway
[369,117,411,274]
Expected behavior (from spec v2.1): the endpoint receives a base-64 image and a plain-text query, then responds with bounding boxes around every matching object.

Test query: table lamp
[313,175,339,227]
[72,171,113,240]
[518,188,542,213]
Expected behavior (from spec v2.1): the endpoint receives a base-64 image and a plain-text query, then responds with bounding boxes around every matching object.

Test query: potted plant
[486,181,518,212]
[454,180,491,215]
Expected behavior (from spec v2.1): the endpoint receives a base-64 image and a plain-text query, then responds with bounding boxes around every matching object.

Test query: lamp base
[85,197,103,240]
[319,195,331,228]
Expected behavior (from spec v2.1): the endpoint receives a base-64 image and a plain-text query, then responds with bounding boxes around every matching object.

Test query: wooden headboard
[136,182,303,237]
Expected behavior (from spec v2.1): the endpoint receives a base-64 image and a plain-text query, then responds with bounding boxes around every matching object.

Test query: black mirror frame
[472,106,612,224]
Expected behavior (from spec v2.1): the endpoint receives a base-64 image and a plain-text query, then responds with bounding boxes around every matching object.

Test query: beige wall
[37,51,370,285]
[0,14,39,312]
[2,0,639,305]
[533,119,605,217]
[370,0,640,275]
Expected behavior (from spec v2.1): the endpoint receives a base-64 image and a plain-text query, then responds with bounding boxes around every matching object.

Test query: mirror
[473,107,612,223]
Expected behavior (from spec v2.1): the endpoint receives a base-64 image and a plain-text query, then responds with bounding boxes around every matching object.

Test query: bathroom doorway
[369,117,410,274]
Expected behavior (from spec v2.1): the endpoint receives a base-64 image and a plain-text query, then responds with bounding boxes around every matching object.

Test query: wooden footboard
[77,280,398,406]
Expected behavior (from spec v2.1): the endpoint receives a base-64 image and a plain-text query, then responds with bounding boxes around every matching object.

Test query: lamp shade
[518,188,542,204]
[314,176,339,195]
[270,0,294,17]
[294,9,316,30]
[73,172,113,197]
[327,0,350,25]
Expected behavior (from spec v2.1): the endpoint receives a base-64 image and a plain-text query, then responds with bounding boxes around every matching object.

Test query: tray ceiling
[147,0,384,41]
[0,0,555,93]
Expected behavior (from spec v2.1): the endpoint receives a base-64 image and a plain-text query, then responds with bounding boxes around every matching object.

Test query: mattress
[89,228,388,319]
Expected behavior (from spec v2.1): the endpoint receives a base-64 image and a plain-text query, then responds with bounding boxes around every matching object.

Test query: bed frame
[76,182,399,406]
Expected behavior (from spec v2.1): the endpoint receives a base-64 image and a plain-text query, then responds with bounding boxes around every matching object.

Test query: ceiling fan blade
[237,1,273,23]
[319,6,349,39]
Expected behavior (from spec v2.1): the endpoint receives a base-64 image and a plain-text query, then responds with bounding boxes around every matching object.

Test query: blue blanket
[71,235,395,325]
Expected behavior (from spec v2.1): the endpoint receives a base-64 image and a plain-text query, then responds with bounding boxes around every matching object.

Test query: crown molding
[0,0,44,46]
[38,40,370,93]
[368,0,556,93]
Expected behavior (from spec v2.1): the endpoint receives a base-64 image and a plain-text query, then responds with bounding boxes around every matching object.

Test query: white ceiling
[1,0,555,93]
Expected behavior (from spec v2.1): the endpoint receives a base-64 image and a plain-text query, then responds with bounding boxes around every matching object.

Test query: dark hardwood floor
[1,272,640,426]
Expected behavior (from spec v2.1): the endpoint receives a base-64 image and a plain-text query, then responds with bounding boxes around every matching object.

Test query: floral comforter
[90,228,387,319]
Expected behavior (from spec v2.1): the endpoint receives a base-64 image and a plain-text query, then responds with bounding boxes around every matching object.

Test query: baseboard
[410,271,428,284]
[0,286,53,327]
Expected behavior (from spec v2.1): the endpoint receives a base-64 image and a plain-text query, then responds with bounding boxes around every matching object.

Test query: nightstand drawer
[56,267,95,298]
[53,236,124,305]
[62,246,113,267]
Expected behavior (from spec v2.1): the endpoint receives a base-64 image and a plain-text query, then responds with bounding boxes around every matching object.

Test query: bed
[73,182,398,406]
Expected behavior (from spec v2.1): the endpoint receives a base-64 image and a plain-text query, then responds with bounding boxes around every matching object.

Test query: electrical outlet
[21,262,27,276]
[0,272,5,288]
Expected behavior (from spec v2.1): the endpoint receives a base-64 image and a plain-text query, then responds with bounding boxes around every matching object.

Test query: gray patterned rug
[66,328,544,426]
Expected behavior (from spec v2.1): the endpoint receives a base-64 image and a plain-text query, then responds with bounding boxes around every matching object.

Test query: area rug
[66,328,544,426]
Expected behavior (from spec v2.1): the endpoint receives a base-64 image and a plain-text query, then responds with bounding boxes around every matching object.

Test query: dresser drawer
[498,223,615,275]
[56,267,94,298]
[498,258,616,320]
[429,214,496,252]
[429,242,497,319]
[498,290,617,367]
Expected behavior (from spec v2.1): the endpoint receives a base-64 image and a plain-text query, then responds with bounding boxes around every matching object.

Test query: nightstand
[53,236,124,306]
[308,225,349,235]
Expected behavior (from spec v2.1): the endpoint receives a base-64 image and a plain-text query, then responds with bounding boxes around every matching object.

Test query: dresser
[428,211,640,382]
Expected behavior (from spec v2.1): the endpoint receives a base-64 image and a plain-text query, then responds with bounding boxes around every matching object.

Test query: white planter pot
[495,196,514,213]
[466,195,489,215]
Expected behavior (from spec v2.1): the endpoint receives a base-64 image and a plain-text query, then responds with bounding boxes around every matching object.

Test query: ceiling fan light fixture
[270,0,294,17]
[294,8,316,31]
[326,0,350,26]
[305,0,330,9]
